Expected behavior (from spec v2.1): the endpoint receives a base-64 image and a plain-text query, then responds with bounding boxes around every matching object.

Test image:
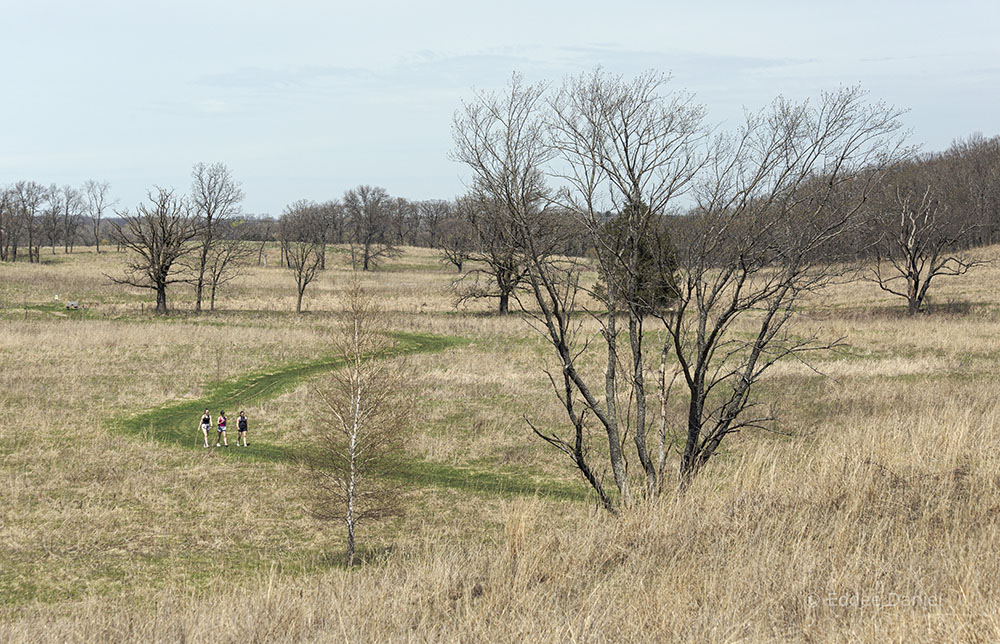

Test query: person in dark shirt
[237,410,249,447]
[199,409,211,448]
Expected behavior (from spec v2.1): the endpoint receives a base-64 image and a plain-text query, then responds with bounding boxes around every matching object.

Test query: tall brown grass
[2,245,999,642]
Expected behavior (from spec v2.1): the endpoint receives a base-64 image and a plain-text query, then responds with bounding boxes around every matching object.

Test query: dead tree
[870,160,988,314]
[109,188,201,313]
[305,282,411,567]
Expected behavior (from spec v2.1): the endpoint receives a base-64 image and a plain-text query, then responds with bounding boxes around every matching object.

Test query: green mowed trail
[110,331,587,502]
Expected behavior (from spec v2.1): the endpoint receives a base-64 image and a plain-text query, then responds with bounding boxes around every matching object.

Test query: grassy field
[2,244,1000,642]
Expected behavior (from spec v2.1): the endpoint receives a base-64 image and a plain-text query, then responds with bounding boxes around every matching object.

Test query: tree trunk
[907,275,920,315]
[155,284,168,314]
[346,518,355,567]
[498,291,509,315]
[195,244,209,313]
[296,289,304,314]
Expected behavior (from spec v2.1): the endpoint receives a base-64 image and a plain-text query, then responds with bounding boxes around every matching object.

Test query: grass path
[109,331,587,502]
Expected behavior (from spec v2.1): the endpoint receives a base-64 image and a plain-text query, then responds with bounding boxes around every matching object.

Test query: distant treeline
[1,132,997,267]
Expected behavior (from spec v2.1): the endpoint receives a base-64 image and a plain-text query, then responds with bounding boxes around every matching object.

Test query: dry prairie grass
[2,244,1000,642]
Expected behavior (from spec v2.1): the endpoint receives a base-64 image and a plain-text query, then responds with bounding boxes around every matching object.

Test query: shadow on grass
[109,331,589,503]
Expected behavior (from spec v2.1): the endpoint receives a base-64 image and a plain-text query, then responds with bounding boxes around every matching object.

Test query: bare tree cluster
[0,180,115,261]
[453,70,909,511]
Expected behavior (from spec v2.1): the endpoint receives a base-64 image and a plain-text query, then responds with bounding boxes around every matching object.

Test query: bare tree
[84,180,114,254]
[527,69,706,507]
[41,184,64,254]
[13,181,46,263]
[204,219,255,311]
[0,187,12,261]
[305,282,411,566]
[388,197,420,246]
[454,72,908,511]
[343,185,398,271]
[663,88,906,485]
[315,200,343,270]
[418,199,452,247]
[451,74,555,315]
[436,211,476,272]
[190,162,244,312]
[109,188,201,313]
[869,160,986,314]
[279,202,325,313]
[61,185,85,253]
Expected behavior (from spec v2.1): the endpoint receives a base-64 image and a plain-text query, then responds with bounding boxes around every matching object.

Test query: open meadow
[2,245,1000,642]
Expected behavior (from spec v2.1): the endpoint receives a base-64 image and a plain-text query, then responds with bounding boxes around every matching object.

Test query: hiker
[217,410,228,447]
[199,408,211,448]
[236,410,249,446]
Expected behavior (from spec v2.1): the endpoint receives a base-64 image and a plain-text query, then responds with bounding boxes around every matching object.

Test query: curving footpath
[109,331,586,502]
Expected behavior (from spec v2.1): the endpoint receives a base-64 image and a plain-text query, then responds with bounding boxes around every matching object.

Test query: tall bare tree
[451,74,555,315]
[533,70,707,503]
[190,162,244,312]
[305,282,411,566]
[84,180,114,254]
[109,188,201,313]
[661,88,906,486]
[279,201,325,313]
[454,72,908,511]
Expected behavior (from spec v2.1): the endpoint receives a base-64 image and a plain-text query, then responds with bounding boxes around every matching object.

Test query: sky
[2,0,998,215]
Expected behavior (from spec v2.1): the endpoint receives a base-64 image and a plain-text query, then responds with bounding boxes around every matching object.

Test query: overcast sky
[2,0,998,215]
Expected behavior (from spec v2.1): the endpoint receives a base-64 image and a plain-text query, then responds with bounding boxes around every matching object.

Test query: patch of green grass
[109,331,590,503]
